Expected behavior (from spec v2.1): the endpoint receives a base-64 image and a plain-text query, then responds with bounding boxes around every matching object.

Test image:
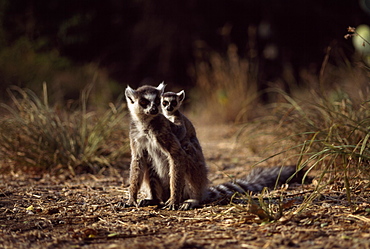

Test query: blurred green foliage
[0,0,125,102]
[0,38,70,95]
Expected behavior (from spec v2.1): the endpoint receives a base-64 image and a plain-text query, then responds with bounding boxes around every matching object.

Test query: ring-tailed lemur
[125,83,203,210]
[125,83,304,210]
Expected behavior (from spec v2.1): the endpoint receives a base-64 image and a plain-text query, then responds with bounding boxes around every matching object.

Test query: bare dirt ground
[1,124,370,249]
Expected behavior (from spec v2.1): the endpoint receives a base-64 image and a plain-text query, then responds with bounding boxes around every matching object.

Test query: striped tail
[203,165,304,204]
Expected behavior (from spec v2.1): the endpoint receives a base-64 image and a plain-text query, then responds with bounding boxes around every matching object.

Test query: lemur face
[161,90,185,114]
[125,82,166,117]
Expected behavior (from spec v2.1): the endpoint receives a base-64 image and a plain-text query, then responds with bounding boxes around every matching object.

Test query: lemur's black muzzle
[150,105,159,115]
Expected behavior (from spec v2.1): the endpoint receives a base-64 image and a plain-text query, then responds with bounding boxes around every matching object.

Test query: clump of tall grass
[257,66,370,204]
[192,43,259,123]
[0,84,130,174]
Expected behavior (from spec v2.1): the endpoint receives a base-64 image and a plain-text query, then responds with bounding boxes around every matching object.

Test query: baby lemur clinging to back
[161,90,203,155]
[161,90,209,208]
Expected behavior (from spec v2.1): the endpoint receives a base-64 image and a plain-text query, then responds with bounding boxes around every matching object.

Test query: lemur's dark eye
[139,98,150,108]
[154,97,160,105]
[162,100,169,107]
[171,100,178,107]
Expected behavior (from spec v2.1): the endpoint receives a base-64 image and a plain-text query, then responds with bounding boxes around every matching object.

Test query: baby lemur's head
[161,90,185,116]
[125,82,166,119]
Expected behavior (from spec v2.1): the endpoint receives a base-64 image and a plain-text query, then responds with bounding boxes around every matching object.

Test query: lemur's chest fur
[131,120,170,181]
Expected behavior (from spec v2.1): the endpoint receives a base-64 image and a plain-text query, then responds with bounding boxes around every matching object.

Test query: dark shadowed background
[0,0,369,102]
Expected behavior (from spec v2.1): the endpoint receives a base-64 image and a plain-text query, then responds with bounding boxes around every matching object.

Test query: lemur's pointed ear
[157,81,166,94]
[178,90,185,102]
[125,85,136,104]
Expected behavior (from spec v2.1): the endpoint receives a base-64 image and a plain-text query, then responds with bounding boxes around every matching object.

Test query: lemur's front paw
[115,200,136,209]
[138,199,161,207]
[123,198,138,207]
[163,199,180,210]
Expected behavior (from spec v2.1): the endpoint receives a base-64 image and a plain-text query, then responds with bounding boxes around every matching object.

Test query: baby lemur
[161,90,208,208]
[161,90,203,155]
[125,83,304,210]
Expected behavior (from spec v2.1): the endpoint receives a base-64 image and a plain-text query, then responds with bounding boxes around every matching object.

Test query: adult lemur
[125,83,303,210]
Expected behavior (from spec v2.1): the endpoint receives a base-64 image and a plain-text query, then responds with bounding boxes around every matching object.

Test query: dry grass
[192,44,259,123]
[190,38,370,217]
[0,84,130,174]
[236,61,370,213]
